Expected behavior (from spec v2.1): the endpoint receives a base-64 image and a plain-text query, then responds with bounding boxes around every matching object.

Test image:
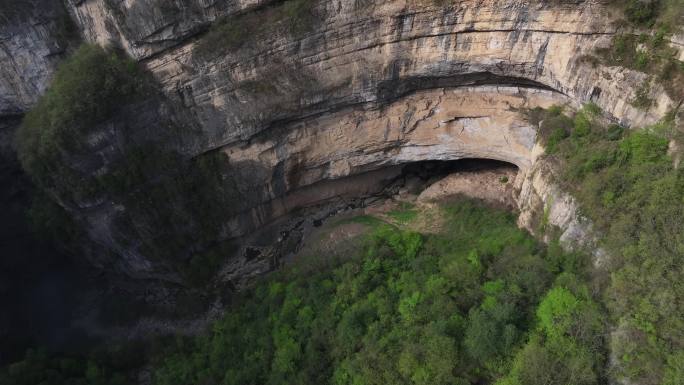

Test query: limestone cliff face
[516,147,607,265]
[0,0,679,281]
[67,0,269,59]
[0,0,73,116]
[145,0,674,143]
[220,86,565,235]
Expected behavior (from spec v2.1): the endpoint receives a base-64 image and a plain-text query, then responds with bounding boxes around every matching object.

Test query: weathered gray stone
[0,0,73,115]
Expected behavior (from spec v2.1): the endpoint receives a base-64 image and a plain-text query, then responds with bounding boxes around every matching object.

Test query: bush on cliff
[15,44,240,281]
[194,0,317,59]
[594,0,684,106]
[611,0,684,28]
[15,44,144,201]
[105,149,240,279]
[624,0,660,25]
[596,32,684,104]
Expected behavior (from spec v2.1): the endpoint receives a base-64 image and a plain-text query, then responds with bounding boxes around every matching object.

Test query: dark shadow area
[376,72,564,103]
[396,158,517,184]
[236,157,519,275]
[0,151,520,365]
[0,121,94,365]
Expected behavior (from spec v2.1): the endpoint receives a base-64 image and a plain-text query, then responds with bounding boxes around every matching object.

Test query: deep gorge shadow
[0,121,94,365]
[397,158,518,180]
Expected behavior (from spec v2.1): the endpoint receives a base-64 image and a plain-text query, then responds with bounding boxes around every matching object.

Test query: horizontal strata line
[296,27,613,65]
[410,28,615,38]
[194,25,614,76]
[123,0,287,61]
[141,13,615,66]
[193,80,565,158]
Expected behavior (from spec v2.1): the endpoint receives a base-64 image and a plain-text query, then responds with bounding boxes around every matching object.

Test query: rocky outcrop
[218,85,566,236]
[515,145,608,266]
[139,0,674,151]
[0,0,74,116]
[66,0,273,60]
[3,1,677,136]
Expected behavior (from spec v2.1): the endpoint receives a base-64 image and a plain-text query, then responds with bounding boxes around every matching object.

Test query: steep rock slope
[140,0,673,149]
[0,0,75,116]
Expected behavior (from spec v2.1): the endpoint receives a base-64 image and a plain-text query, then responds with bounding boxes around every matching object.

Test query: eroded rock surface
[417,165,518,209]
[0,0,73,116]
[140,0,673,152]
[218,85,563,236]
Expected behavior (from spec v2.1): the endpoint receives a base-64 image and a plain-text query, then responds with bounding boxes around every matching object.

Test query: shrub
[606,34,637,65]
[657,0,684,28]
[547,126,569,152]
[530,104,603,153]
[635,50,650,70]
[664,351,684,385]
[194,0,318,59]
[526,105,574,153]
[536,286,581,340]
[387,202,419,223]
[194,12,255,58]
[631,81,653,109]
[606,124,625,141]
[607,0,683,30]
[15,44,144,200]
[464,300,519,365]
[624,0,659,25]
[281,0,317,33]
[573,112,592,137]
[536,105,684,385]
[27,191,81,249]
[617,131,669,163]
[184,241,235,286]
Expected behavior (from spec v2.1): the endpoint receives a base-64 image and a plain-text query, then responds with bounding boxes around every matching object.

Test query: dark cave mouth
[242,158,520,267]
[264,157,521,230]
[390,158,519,192]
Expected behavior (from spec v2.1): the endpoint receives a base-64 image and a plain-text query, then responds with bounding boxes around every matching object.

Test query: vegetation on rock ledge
[585,0,684,107]
[532,104,684,385]
[194,0,318,60]
[14,44,241,284]
[15,44,145,203]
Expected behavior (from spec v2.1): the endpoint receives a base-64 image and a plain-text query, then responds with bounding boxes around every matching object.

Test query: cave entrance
[284,157,520,267]
[237,157,520,276]
[384,158,519,208]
